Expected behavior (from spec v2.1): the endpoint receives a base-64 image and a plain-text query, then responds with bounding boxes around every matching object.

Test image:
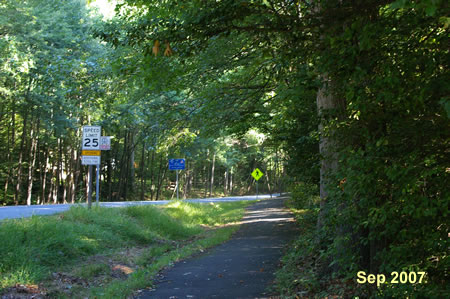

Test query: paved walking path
[137,196,297,299]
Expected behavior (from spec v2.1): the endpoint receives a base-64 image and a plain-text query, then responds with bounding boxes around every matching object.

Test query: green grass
[0,200,251,298]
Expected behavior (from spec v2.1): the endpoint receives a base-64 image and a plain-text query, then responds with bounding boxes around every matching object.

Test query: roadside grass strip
[0,200,252,298]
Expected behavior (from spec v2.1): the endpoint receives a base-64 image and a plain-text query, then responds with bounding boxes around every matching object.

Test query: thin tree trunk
[70,147,77,203]
[107,150,112,201]
[3,100,15,202]
[204,149,209,197]
[14,113,28,205]
[265,167,272,197]
[26,119,39,205]
[229,168,233,195]
[48,159,57,204]
[209,153,215,197]
[157,158,168,201]
[140,142,146,201]
[155,154,163,201]
[41,150,49,205]
[183,160,188,199]
[188,166,193,196]
[129,131,136,193]
[224,168,229,196]
[117,133,128,201]
[149,150,155,200]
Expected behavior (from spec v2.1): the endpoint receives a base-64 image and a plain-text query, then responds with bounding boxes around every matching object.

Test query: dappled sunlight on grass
[0,201,251,297]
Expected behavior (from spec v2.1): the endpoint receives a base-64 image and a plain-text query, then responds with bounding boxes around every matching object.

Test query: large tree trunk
[315,75,347,276]
[316,76,342,229]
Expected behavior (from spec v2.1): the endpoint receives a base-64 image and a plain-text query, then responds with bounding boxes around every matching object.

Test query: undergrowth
[0,200,250,298]
[274,182,448,298]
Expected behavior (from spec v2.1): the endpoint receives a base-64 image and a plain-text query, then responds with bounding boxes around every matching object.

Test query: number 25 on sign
[82,126,101,150]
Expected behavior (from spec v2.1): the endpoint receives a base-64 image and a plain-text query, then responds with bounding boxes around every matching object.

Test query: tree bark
[26,119,39,205]
[229,168,233,195]
[41,150,49,204]
[204,149,209,197]
[3,100,15,203]
[316,76,342,229]
[224,168,229,196]
[149,150,155,200]
[14,113,28,205]
[140,142,146,201]
[265,167,272,197]
[129,131,136,193]
[209,152,215,197]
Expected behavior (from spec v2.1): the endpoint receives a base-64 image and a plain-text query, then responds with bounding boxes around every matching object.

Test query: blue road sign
[169,159,186,170]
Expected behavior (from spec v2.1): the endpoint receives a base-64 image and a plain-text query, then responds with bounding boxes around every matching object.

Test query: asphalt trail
[137,196,297,299]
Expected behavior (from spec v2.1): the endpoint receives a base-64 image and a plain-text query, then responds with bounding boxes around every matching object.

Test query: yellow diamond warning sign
[251,168,264,181]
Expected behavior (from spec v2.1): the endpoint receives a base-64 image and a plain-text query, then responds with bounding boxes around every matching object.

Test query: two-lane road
[0,194,279,221]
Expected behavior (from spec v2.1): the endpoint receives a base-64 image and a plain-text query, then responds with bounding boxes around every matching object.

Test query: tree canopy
[0,0,448,297]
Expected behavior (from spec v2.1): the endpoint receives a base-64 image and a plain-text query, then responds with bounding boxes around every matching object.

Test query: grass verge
[0,200,251,298]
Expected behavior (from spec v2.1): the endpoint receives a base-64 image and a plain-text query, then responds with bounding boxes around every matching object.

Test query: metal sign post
[169,159,185,201]
[87,165,93,209]
[176,170,179,200]
[96,164,100,204]
[256,180,259,200]
[251,168,264,200]
[82,126,101,209]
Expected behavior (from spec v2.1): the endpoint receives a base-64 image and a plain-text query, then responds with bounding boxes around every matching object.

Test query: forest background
[0,0,448,297]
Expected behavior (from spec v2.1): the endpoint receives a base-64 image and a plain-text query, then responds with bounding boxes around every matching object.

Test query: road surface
[0,194,279,221]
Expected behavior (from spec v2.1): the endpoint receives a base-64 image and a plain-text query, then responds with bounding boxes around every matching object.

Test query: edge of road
[0,193,284,221]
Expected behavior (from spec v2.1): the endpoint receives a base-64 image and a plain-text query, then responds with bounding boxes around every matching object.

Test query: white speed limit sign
[82,126,101,150]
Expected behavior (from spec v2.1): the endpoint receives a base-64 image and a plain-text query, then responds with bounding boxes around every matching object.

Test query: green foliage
[123,205,201,240]
[0,200,251,295]
[164,200,249,226]
[289,182,320,210]
[316,1,449,297]
[0,0,447,297]
[273,185,322,297]
[107,0,447,297]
